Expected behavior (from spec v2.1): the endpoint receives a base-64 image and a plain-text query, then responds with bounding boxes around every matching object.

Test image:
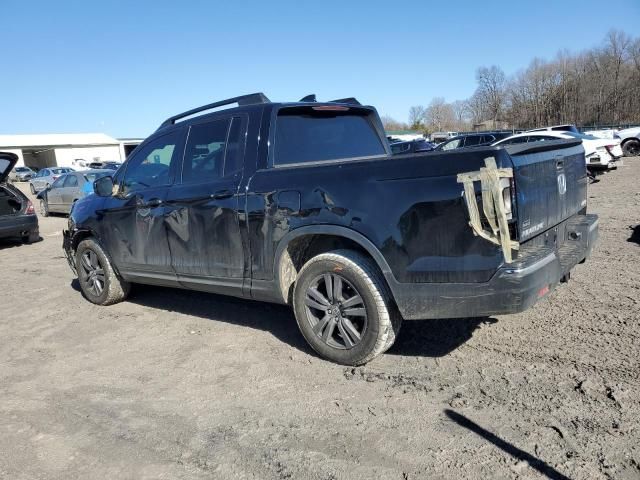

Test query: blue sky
[1,0,638,138]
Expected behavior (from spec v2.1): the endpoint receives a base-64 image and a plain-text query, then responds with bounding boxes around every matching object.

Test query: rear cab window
[272,106,386,167]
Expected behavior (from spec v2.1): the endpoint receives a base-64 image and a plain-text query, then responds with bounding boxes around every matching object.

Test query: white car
[493,131,622,169]
[617,126,640,157]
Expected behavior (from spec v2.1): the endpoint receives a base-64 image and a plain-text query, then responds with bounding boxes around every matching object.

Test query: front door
[46,175,66,212]
[164,116,247,293]
[98,128,185,280]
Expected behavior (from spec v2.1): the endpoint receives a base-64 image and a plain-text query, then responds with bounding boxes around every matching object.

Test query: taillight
[25,200,35,215]
[499,177,514,220]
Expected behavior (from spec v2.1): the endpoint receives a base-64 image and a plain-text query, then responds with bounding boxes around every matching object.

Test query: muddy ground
[1,159,639,480]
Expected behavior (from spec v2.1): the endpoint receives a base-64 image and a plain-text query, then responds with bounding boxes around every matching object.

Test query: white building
[0,133,143,169]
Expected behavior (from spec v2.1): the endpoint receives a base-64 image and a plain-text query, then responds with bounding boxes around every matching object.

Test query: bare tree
[381,115,407,131]
[408,105,427,129]
[425,97,455,131]
[475,65,507,124]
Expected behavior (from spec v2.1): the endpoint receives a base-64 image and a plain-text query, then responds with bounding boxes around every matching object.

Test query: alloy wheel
[80,250,105,297]
[304,273,367,349]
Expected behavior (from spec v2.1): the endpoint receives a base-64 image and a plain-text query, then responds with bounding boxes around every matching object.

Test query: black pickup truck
[63,93,598,365]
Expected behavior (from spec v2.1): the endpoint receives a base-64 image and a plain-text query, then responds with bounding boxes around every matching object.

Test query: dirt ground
[1,159,639,480]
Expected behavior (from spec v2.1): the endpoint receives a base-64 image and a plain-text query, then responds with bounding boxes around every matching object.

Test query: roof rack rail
[330,97,361,105]
[159,92,270,128]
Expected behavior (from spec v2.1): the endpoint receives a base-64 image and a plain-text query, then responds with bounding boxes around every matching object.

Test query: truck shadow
[387,317,497,357]
[71,281,492,360]
[628,225,640,245]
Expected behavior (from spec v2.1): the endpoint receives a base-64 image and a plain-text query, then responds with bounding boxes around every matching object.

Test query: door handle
[211,190,234,200]
[141,198,163,208]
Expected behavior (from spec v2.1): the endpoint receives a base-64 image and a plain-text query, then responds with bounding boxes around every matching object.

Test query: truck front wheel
[293,250,401,365]
[76,238,130,306]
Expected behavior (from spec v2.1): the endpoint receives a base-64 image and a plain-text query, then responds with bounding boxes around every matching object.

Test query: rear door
[505,140,587,241]
[46,175,66,211]
[60,173,81,210]
[165,115,247,291]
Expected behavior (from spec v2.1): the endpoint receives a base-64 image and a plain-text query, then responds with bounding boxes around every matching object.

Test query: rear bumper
[0,214,39,239]
[391,214,598,320]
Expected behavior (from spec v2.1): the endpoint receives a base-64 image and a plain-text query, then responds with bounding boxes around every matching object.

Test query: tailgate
[503,140,588,242]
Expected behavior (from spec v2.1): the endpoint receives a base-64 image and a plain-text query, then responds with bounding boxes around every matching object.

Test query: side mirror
[94,176,115,197]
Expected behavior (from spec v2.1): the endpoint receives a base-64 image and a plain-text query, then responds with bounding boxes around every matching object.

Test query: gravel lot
[1,160,639,480]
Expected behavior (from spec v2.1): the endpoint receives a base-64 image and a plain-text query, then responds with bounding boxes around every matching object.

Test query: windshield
[51,168,72,174]
[15,167,29,172]
[563,132,597,140]
[84,171,111,183]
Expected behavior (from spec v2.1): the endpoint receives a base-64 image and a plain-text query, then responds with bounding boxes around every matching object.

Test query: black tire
[293,249,402,365]
[22,231,40,244]
[76,238,130,306]
[622,138,640,157]
[29,184,36,194]
[39,198,49,217]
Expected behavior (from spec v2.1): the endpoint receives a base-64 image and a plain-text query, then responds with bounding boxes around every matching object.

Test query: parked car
[62,92,598,365]
[493,131,622,169]
[616,126,640,157]
[0,152,39,243]
[8,166,35,182]
[87,161,122,170]
[526,124,580,134]
[29,167,75,194]
[390,138,436,154]
[434,132,512,151]
[36,169,112,216]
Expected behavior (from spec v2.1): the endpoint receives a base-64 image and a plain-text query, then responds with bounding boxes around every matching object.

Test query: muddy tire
[293,249,401,365]
[76,238,130,306]
[22,231,40,244]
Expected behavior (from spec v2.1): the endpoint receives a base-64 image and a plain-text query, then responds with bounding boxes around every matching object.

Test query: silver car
[29,167,75,194]
[36,170,111,216]
[8,166,36,182]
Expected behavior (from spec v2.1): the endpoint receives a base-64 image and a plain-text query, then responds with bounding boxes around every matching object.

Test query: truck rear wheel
[76,238,130,306]
[293,250,401,365]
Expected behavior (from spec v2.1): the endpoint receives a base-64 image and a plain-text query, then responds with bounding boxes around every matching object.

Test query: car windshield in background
[51,168,72,174]
[84,172,111,183]
[564,132,598,140]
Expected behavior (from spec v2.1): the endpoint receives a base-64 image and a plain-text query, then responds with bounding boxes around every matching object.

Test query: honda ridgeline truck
[63,93,598,365]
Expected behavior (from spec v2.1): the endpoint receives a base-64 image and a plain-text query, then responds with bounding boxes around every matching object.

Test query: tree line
[383,30,640,133]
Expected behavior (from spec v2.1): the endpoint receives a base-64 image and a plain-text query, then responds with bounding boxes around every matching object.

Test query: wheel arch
[70,228,124,278]
[273,225,396,304]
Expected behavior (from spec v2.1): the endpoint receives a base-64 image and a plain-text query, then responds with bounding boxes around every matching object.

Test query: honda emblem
[557,173,567,195]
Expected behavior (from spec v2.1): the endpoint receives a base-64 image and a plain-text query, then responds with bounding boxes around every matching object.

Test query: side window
[273,107,386,166]
[182,119,231,183]
[64,174,79,187]
[441,138,462,151]
[121,130,182,194]
[463,136,482,147]
[224,117,246,176]
[51,176,65,188]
